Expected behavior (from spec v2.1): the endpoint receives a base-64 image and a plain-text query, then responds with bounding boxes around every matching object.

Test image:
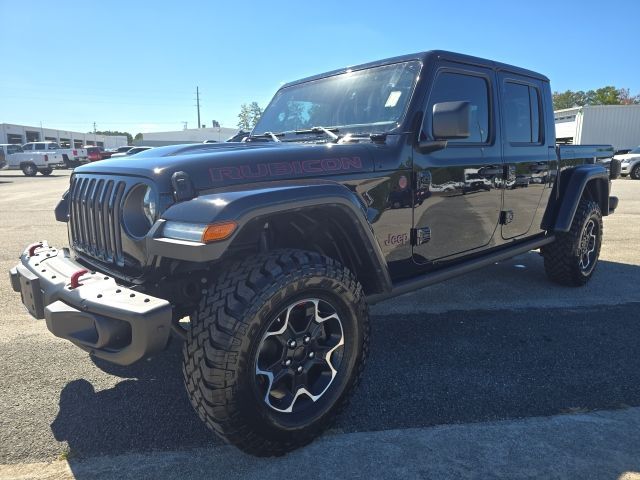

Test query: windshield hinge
[171,171,196,202]
[369,133,388,144]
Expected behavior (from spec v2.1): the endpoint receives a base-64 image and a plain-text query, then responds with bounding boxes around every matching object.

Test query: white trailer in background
[555,105,640,151]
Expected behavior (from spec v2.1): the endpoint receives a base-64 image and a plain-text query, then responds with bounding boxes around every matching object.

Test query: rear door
[498,73,550,239]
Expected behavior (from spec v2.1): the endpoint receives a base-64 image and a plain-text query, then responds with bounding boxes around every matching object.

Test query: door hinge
[500,210,514,225]
[410,227,431,245]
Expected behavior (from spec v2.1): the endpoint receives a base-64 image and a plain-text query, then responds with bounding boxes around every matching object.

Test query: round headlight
[123,184,157,238]
[143,187,157,225]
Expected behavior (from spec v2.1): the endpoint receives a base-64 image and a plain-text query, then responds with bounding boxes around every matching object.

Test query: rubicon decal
[210,157,362,183]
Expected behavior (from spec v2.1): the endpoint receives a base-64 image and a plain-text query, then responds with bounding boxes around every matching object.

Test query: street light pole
[196,86,201,129]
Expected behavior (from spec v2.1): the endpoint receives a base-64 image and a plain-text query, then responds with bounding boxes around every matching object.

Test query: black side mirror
[433,101,471,139]
[418,101,471,153]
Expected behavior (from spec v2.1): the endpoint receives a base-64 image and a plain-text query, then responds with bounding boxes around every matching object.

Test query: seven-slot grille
[69,175,127,265]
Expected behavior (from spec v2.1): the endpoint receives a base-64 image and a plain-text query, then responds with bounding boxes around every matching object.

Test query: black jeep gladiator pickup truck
[10,50,620,456]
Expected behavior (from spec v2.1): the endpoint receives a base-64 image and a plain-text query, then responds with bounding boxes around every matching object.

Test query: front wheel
[21,163,37,177]
[542,198,602,286]
[631,164,640,180]
[182,249,369,456]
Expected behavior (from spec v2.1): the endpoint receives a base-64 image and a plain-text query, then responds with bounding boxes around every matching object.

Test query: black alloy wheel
[255,298,345,414]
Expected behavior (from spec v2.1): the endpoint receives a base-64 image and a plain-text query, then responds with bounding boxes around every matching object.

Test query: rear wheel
[542,198,602,286]
[21,163,37,177]
[182,249,369,456]
[631,164,640,180]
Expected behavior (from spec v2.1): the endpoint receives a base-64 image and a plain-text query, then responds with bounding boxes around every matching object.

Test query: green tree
[553,90,579,110]
[249,102,263,128]
[553,86,640,110]
[134,133,143,141]
[211,120,220,128]
[590,86,620,105]
[238,103,252,130]
[552,90,592,110]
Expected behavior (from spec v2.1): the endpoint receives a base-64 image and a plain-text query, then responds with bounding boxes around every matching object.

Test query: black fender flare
[148,180,392,294]
[550,165,609,232]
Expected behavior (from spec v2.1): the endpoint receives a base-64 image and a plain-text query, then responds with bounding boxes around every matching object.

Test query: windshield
[253,60,421,136]
[7,145,23,154]
[631,146,640,154]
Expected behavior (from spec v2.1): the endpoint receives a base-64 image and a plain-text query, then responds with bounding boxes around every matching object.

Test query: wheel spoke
[579,219,598,272]
[293,370,308,391]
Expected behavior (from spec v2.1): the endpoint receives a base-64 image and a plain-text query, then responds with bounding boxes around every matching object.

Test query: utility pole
[196,86,201,129]
[93,122,97,144]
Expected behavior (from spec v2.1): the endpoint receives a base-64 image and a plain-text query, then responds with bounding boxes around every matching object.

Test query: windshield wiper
[246,131,283,142]
[295,126,339,142]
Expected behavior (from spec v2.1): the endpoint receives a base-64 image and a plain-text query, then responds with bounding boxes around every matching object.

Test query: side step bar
[366,235,555,305]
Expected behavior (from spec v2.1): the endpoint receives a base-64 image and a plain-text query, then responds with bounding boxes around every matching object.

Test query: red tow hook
[27,242,43,257]
[70,269,89,289]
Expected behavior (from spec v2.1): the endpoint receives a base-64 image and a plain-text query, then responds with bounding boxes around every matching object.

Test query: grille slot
[69,175,126,265]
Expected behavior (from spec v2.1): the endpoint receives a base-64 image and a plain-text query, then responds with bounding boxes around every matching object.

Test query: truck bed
[557,144,614,163]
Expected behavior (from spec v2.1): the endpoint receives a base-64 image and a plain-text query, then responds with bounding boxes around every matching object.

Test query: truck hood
[74,142,375,192]
[614,153,640,162]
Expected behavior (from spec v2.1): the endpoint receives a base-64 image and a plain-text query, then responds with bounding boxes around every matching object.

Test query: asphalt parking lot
[0,170,639,479]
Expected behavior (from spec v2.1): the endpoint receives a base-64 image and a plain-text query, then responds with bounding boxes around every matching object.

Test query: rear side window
[429,72,490,143]
[35,143,45,150]
[504,82,542,144]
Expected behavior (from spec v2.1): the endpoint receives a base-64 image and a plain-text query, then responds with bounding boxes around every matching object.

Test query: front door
[412,63,503,264]
[498,74,550,238]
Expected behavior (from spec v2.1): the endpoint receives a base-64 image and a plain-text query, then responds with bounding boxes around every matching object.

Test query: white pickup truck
[0,144,64,176]
[22,141,88,168]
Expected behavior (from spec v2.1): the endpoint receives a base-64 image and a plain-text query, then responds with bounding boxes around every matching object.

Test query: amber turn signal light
[201,221,237,243]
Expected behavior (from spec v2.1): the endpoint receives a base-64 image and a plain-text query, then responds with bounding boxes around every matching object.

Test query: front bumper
[9,242,172,366]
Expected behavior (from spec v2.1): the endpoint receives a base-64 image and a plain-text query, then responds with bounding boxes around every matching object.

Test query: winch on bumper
[9,242,172,366]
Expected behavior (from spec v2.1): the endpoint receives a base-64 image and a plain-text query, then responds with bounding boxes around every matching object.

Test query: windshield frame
[253,59,423,138]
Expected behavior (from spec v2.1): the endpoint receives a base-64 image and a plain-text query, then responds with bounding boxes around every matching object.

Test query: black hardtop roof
[282,50,549,88]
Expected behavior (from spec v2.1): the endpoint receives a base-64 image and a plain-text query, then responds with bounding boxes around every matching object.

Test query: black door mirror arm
[417,139,448,154]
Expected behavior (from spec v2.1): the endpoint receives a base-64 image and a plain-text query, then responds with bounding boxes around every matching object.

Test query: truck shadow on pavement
[50,262,640,465]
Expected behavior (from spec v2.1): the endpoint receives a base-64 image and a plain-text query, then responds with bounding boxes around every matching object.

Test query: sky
[1,0,639,136]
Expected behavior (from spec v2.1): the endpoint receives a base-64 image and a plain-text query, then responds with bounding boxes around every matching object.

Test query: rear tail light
[72,149,77,156]
[44,155,48,162]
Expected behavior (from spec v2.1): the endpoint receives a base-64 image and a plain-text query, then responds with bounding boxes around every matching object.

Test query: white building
[138,126,240,146]
[555,105,640,151]
[0,123,127,148]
